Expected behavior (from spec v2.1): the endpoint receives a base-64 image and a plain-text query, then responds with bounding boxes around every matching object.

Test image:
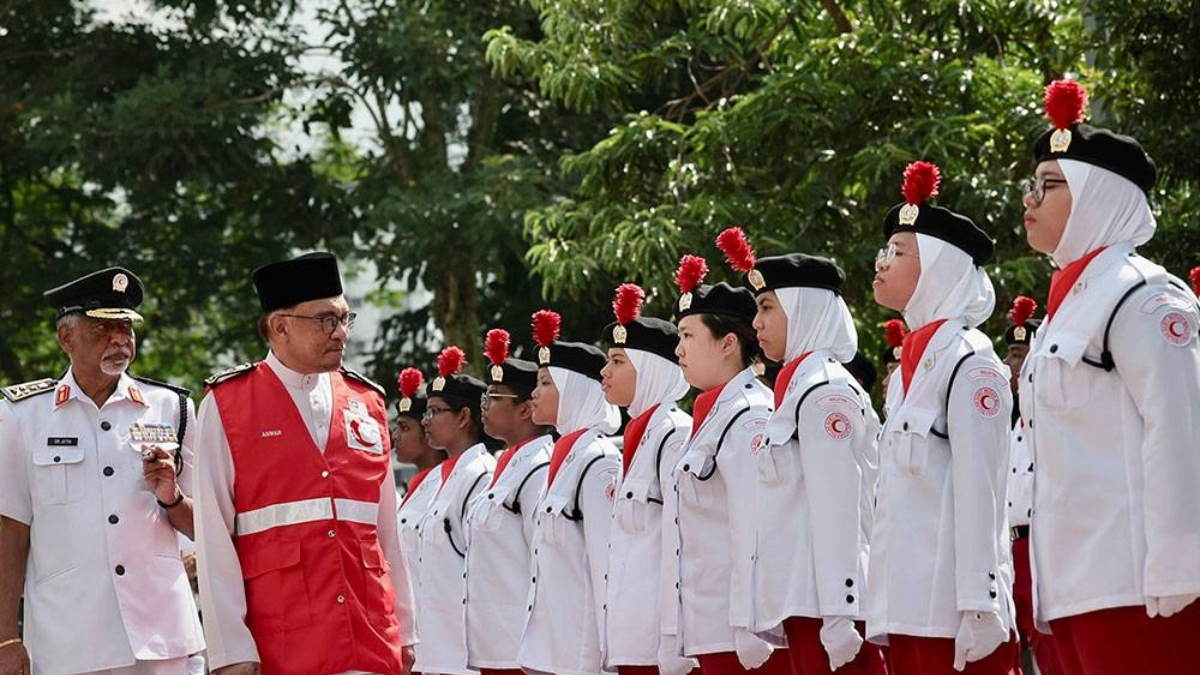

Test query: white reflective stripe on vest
[236,497,333,536]
[334,498,380,526]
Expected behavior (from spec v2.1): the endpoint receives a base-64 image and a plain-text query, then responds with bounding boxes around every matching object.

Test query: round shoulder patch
[1160,311,1194,347]
[973,385,1002,419]
[824,411,852,440]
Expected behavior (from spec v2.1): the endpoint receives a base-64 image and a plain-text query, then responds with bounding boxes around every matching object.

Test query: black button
[1049,344,1059,354]
[846,594,855,603]
[462,572,467,579]
[1013,468,1017,474]
[962,325,970,330]
[488,493,495,500]
[53,456,61,463]
[989,590,998,598]
[1008,501,1013,507]
[1028,374,1033,383]
[528,605,532,611]
[682,464,690,472]
[534,548,539,554]
[626,492,633,499]
[462,599,467,605]
[115,565,125,576]
[902,423,909,431]
[744,383,752,389]
[103,466,114,477]
[604,574,607,580]
[988,572,996,580]
[1028,464,1034,472]
[100,421,112,431]
[676,582,680,589]
[1027,509,1032,517]
[767,408,774,413]
[845,579,854,587]
[400,518,407,524]
[676,548,680,555]
[674,517,679,524]
[1017,436,1022,442]
[1029,419,1034,428]
[108,514,119,524]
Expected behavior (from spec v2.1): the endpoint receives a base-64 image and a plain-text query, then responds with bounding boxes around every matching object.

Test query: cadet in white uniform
[867,161,1017,674]
[1018,80,1200,675]
[464,329,553,675]
[518,310,621,675]
[667,255,792,675]
[0,267,204,675]
[413,347,496,675]
[598,284,694,675]
[716,227,885,675]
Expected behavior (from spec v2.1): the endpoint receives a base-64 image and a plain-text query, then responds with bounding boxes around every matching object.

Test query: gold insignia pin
[399,397,412,412]
[490,364,504,382]
[1014,326,1027,342]
[899,203,920,226]
[613,325,628,344]
[679,292,693,311]
[1050,128,1072,153]
[538,346,551,365]
[892,346,903,360]
[748,269,766,291]
[432,376,446,392]
[112,273,129,293]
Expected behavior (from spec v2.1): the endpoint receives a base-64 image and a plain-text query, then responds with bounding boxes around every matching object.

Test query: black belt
[1011,525,1030,540]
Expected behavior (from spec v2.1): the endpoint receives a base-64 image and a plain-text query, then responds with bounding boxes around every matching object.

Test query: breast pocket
[470,484,513,534]
[537,493,575,546]
[888,409,937,476]
[239,538,314,635]
[1033,335,1094,411]
[675,450,717,508]
[614,478,659,534]
[31,446,86,505]
[758,424,798,485]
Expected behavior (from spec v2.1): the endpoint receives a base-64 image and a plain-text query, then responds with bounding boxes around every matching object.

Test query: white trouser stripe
[334,498,379,526]
[236,497,333,536]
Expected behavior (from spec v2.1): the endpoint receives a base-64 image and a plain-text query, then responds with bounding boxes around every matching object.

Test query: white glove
[657,634,698,675]
[733,627,773,670]
[952,611,1007,672]
[1146,594,1199,619]
[820,616,864,671]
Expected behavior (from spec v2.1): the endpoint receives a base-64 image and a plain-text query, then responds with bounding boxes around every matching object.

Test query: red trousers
[885,634,1020,675]
[1048,601,1200,675]
[698,648,793,675]
[1011,535,1064,675]
[782,617,887,675]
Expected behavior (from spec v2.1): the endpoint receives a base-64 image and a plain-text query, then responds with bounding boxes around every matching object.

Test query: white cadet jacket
[464,435,553,670]
[670,367,772,655]
[518,428,620,675]
[413,443,495,675]
[866,321,1017,641]
[753,351,879,632]
[397,465,443,587]
[604,405,691,667]
[1006,422,1032,530]
[0,370,205,675]
[1019,244,1200,625]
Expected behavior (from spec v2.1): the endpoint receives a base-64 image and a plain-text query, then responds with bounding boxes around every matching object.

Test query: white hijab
[774,287,858,362]
[1052,159,1157,268]
[548,366,621,435]
[903,234,996,329]
[626,350,689,419]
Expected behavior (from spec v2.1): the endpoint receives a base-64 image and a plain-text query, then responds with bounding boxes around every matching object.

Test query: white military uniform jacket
[603,405,691,667]
[464,434,553,670]
[753,351,879,632]
[670,367,772,656]
[0,370,204,675]
[397,464,442,636]
[518,428,620,675]
[1019,244,1200,625]
[1006,421,1032,530]
[866,321,1017,642]
[414,443,495,675]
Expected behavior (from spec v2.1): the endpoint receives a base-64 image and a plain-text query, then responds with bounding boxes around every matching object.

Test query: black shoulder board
[1,378,58,402]
[129,374,190,397]
[341,367,385,397]
[204,363,255,388]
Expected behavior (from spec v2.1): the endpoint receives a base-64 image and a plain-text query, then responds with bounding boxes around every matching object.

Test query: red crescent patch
[750,433,766,455]
[824,411,852,440]
[973,386,1001,419]
[1161,311,1193,346]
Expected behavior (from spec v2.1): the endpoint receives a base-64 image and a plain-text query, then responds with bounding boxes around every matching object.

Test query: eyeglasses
[421,406,455,420]
[1020,177,1068,205]
[278,311,357,334]
[875,242,919,269]
[480,392,520,409]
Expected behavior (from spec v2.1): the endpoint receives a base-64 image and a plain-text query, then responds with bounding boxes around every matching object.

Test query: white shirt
[193,353,417,671]
[1006,421,1033,529]
[0,369,204,675]
[1020,245,1200,625]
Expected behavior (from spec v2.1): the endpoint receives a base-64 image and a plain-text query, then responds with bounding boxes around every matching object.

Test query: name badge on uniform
[47,437,79,446]
[128,422,180,458]
[345,413,384,454]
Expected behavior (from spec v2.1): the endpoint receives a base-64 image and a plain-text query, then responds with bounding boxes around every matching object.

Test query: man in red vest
[193,252,416,675]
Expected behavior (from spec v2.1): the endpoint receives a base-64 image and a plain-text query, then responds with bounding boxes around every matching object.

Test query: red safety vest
[213,362,405,675]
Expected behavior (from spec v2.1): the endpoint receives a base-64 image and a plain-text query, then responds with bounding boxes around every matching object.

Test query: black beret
[881,344,903,366]
[486,357,540,398]
[429,373,487,408]
[1004,318,1041,347]
[603,316,679,363]
[1033,124,1157,193]
[673,282,757,322]
[44,267,146,322]
[742,253,845,296]
[883,203,995,265]
[253,252,344,312]
[535,340,607,381]
[396,388,428,420]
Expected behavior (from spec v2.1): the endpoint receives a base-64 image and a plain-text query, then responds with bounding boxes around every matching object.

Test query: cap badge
[1014,326,1027,342]
[538,346,551,365]
[490,364,505,382]
[613,325,628,344]
[748,269,766,291]
[431,376,446,392]
[112,273,129,293]
[679,292,693,311]
[892,346,903,360]
[399,397,412,412]
[1050,128,1072,153]
[898,203,920,226]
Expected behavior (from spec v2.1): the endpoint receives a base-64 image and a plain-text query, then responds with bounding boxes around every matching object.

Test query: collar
[53,369,145,410]
[265,351,327,391]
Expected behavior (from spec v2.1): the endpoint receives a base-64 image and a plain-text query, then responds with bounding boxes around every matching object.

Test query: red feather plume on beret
[484,329,510,367]
[902,161,941,206]
[715,226,757,273]
[1010,296,1038,326]
[531,309,561,348]
[437,346,466,378]
[1191,266,1200,297]
[397,367,424,398]
[1044,80,1088,131]
[884,319,907,348]
[613,283,645,325]
[675,255,709,295]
